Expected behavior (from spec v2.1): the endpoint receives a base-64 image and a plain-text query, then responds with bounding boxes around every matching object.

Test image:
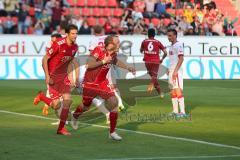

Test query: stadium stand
[0,0,239,35]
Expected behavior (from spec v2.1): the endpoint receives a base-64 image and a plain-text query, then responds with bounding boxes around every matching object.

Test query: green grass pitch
[0,80,240,160]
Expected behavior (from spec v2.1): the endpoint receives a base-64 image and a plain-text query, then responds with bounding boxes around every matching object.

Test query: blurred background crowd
[0,0,239,36]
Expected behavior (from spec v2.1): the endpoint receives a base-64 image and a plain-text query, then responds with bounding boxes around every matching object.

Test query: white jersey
[89,35,107,51]
[168,41,184,71]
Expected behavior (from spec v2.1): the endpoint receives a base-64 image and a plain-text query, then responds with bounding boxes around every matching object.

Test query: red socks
[57,107,69,131]
[73,104,84,119]
[109,112,118,133]
[152,77,161,94]
[40,93,53,106]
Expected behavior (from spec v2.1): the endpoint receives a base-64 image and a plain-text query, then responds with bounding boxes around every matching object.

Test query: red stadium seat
[92,8,101,17]
[0,17,7,23]
[163,18,171,26]
[11,16,18,24]
[144,18,150,25]
[87,17,97,26]
[151,18,160,27]
[81,7,91,17]
[108,0,117,7]
[102,8,112,17]
[77,0,85,7]
[68,0,76,6]
[86,0,96,7]
[73,7,81,16]
[97,0,107,7]
[98,17,106,26]
[113,8,123,17]
[63,8,70,16]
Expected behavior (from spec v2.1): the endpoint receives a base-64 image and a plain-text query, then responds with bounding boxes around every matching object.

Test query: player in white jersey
[167,29,187,118]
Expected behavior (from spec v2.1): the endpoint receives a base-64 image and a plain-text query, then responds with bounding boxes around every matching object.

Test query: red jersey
[140,38,165,62]
[84,46,117,84]
[46,37,78,75]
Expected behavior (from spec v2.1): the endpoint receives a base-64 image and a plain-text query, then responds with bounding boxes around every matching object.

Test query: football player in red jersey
[41,33,62,116]
[71,35,135,140]
[140,28,167,97]
[33,24,79,136]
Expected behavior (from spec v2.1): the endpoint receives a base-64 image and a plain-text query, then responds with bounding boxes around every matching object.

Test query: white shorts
[168,70,183,90]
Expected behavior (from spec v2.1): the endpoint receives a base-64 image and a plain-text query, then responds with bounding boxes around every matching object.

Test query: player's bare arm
[115,59,136,74]
[161,49,168,63]
[42,54,53,85]
[173,55,184,80]
[72,58,80,87]
[86,55,112,69]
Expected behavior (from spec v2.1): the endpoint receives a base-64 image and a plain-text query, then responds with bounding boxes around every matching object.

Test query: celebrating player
[89,26,125,112]
[33,24,79,135]
[71,35,135,140]
[167,29,187,117]
[140,28,167,97]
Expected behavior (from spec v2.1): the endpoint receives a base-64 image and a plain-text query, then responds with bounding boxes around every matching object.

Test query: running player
[71,35,135,140]
[167,29,187,117]
[33,24,79,135]
[41,33,62,116]
[140,28,167,97]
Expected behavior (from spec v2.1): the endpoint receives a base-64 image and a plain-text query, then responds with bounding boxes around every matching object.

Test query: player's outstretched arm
[86,55,112,69]
[115,59,136,74]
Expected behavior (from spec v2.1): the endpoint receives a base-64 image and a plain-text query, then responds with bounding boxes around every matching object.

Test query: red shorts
[82,80,115,107]
[145,62,160,78]
[48,74,71,99]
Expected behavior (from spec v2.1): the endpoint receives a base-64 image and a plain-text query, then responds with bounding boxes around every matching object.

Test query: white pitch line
[0,110,240,151]
[95,155,240,160]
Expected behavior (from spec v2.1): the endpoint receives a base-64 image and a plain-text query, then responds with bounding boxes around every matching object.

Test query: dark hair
[51,33,62,38]
[93,25,103,34]
[148,28,155,37]
[167,29,177,36]
[65,24,78,33]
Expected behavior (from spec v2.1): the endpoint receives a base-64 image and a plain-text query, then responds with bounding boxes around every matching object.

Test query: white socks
[178,97,185,114]
[171,97,179,113]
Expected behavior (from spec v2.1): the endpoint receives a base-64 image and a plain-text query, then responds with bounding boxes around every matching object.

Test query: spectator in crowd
[104,18,113,35]
[78,20,91,35]
[155,0,171,18]
[0,0,237,36]
[34,19,45,35]
[143,0,157,18]
[3,15,14,33]
[51,1,62,30]
[18,4,28,34]
[156,18,168,35]
[45,0,55,16]
[191,16,201,34]
[40,9,51,34]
